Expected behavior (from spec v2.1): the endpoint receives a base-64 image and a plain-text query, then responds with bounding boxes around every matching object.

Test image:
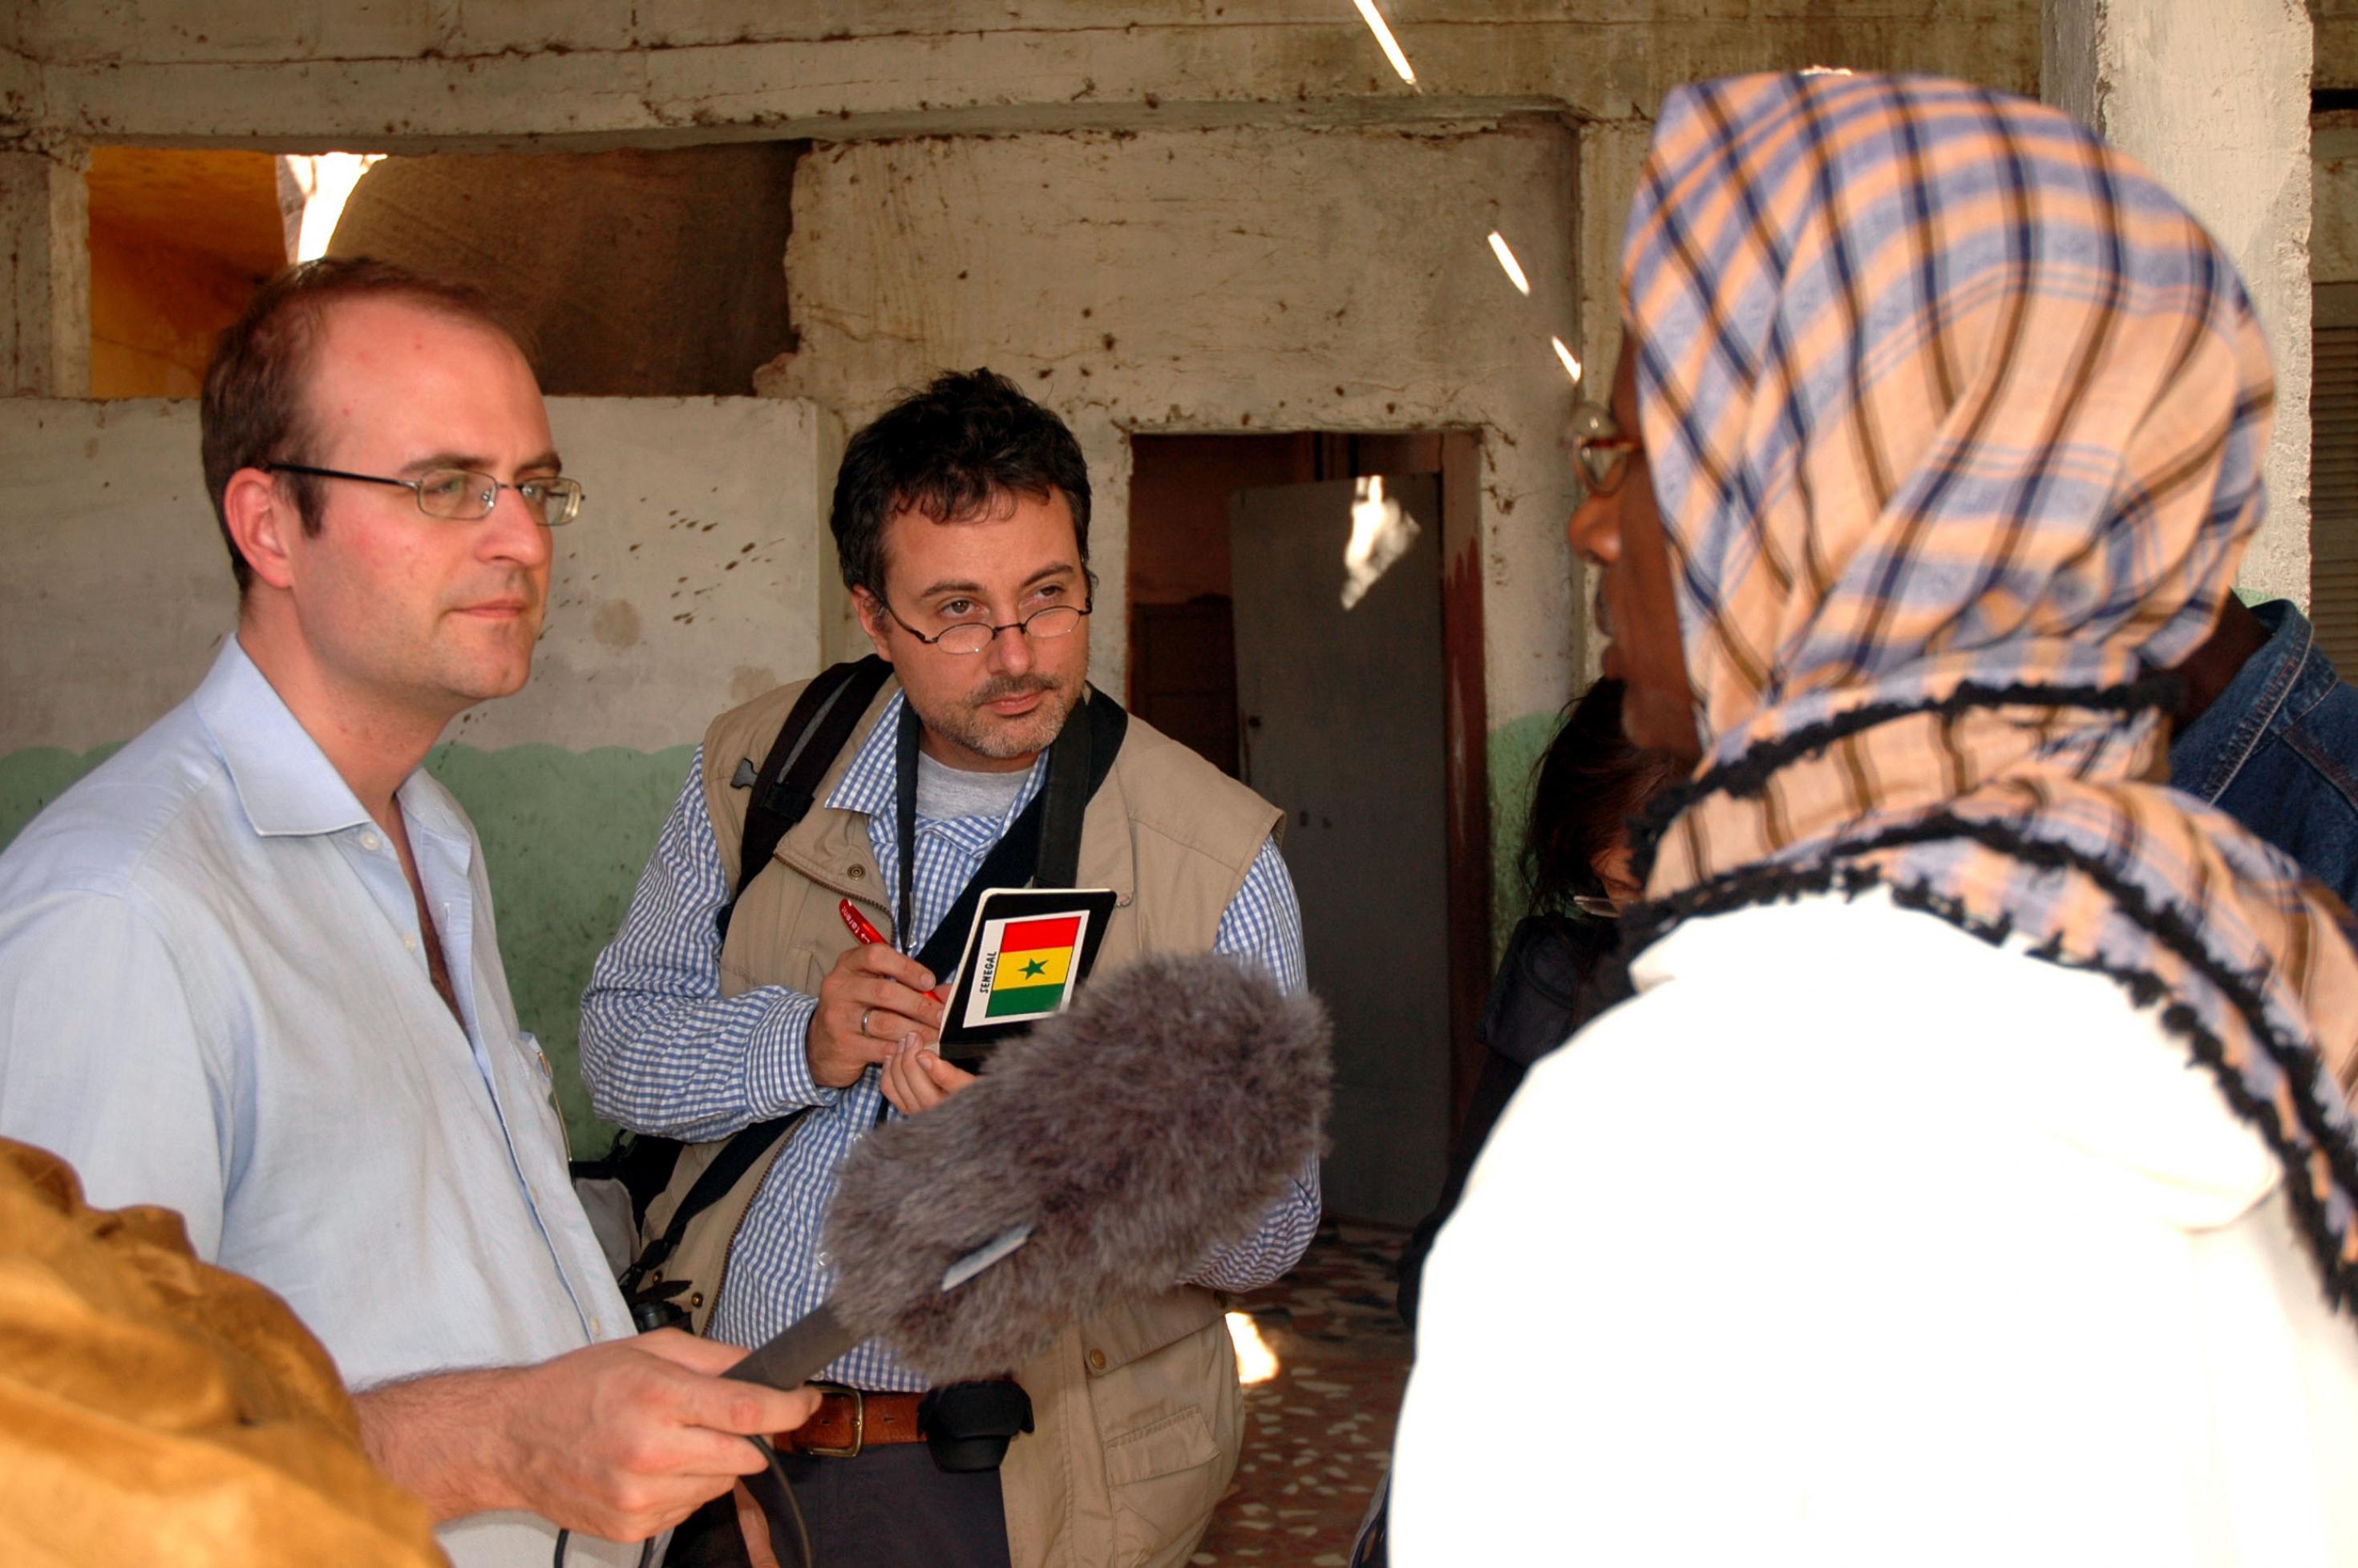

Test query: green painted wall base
[1486,708,1564,950]
[425,742,697,1156]
[10,715,1574,1158]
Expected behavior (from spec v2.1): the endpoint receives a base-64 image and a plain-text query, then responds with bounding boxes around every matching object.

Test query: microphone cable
[551,1433,812,1568]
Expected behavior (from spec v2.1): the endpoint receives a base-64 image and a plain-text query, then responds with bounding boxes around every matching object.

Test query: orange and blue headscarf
[1619,72,2358,1309]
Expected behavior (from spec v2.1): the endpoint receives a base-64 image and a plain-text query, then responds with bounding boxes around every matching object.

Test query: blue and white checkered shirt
[581,693,1319,1388]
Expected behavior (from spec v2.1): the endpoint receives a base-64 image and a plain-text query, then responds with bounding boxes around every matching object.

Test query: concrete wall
[2323,0,2358,89]
[0,394,839,1145]
[2045,0,2316,605]
[2319,123,2358,283]
[0,0,2056,1145]
[766,123,1584,727]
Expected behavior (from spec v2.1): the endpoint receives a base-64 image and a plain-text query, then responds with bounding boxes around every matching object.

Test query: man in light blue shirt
[0,258,811,1566]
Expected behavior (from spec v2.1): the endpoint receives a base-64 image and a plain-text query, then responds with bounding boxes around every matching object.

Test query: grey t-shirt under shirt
[913,748,1032,825]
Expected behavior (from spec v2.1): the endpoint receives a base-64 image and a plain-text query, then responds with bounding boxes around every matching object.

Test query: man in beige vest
[581,369,1320,1568]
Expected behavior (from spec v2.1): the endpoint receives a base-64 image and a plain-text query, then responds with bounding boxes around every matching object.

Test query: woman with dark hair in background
[1349,677,1674,1568]
[1391,676,1676,1332]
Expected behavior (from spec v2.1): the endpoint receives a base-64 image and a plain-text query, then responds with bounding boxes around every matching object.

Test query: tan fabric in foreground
[0,1138,446,1567]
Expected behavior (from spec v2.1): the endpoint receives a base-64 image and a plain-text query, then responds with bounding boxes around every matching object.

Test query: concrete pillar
[2043,0,2315,605]
[0,143,89,398]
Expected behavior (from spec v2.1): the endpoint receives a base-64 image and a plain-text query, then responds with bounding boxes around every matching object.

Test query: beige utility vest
[696,674,1285,1568]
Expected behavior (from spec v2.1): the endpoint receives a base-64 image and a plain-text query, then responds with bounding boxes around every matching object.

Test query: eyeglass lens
[412,469,584,526]
[933,605,1086,654]
[1577,443,1627,495]
[1565,405,1630,497]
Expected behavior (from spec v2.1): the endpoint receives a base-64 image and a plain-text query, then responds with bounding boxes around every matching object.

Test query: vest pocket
[1083,1307,1240,1566]
[1104,1404,1223,1562]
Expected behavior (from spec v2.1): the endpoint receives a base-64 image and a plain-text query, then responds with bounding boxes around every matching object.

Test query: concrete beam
[2043,0,2315,605]
[0,143,88,398]
[29,14,2039,152]
[15,2,2031,65]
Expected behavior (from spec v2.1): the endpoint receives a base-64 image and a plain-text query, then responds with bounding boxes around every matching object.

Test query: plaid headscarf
[1618,72,2358,1311]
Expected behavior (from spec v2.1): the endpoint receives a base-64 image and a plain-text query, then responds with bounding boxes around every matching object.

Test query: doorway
[1128,433,1490,1227]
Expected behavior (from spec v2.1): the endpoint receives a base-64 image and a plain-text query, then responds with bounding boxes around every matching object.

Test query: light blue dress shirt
[0,637,635,1568]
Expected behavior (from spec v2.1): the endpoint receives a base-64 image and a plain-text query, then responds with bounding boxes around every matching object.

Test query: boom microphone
[727,951,1332,1389]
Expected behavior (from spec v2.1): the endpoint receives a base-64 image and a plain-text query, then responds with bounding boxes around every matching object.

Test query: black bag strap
[617,1108,808,1297]
[717,656,894,941]
[1037,689,1126,890]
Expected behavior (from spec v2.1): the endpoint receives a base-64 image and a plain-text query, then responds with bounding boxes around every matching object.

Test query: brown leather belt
[775,1384,927,1457]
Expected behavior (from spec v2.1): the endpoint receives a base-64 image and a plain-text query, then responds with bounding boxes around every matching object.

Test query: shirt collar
[192,636,378,839]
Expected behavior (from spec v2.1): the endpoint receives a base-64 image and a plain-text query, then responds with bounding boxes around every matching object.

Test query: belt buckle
[804,1381,865,1458]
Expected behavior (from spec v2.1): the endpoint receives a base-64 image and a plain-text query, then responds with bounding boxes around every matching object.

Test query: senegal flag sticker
[967,913,1090,1025]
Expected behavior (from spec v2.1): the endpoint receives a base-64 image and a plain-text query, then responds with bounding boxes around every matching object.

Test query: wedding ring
[858,1007,874,1037]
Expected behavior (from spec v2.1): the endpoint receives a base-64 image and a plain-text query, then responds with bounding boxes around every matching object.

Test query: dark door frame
[1124,428,1494,1175]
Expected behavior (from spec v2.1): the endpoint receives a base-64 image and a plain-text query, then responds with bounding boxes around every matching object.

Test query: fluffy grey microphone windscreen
[821,951,1332,1381]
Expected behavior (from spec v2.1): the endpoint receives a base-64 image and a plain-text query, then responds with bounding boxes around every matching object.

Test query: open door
[1231,473,1450,1226]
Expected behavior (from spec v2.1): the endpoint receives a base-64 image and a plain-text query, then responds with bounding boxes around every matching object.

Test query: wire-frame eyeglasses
[880,596,1093,656]
[265,462,585,526]
[1563,402,1642,499]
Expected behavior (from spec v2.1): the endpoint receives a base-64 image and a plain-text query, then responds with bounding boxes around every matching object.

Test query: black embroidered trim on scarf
[1616,809,2358,1316]
[1628,675,2182,889]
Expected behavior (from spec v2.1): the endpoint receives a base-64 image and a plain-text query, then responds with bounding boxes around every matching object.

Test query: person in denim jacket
[2168,596,2358,911]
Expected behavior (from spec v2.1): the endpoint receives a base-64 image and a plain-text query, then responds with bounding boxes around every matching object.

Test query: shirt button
[360,831,381,852]
[402,934,417,952]
[1087,1348,1108,1372]
[590,1315,603,1336]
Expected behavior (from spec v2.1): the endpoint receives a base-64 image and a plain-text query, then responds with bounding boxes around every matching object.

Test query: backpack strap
[716,655,894,941]
[616,1109,807,1309]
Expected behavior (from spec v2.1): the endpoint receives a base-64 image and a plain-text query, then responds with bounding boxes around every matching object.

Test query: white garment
[0,640,637,1568]
[1391,888,2358,1566]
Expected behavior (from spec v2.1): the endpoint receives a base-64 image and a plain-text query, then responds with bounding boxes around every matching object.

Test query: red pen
[839,898,944,1001]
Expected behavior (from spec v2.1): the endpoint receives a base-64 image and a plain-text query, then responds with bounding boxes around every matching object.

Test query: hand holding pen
[835,899,946,1001]
[816,898,970,1111]
[803,898,947,1091]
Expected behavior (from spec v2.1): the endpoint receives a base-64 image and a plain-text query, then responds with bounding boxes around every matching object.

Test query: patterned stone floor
[1192,1222,1409,1567]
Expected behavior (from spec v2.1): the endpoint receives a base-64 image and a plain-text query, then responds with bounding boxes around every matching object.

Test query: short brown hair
[199,257,524,591]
